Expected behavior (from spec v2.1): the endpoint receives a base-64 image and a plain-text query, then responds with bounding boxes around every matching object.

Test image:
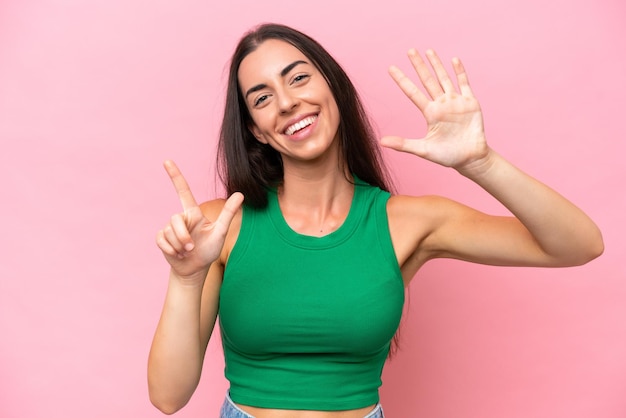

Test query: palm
[382,49,488,170]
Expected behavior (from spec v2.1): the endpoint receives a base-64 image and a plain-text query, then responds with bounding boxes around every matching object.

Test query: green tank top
[219,179,404,411]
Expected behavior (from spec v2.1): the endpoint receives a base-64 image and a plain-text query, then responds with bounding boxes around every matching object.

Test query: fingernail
[184,243,194,252]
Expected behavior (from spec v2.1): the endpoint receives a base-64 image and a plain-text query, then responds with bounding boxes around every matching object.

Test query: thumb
[380,135,428,157]
[212,192,245,235]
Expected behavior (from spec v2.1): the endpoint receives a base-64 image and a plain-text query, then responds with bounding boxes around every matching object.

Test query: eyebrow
[244,60,309,99]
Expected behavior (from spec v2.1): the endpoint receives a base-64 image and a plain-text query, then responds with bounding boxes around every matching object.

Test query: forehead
[238,39,311,87]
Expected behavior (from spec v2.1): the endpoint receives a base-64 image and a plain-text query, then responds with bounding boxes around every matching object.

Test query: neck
[278,164,354,237]
[282,163,351,199]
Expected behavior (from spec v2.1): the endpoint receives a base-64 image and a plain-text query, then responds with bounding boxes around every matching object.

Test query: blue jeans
[219,393,385,418]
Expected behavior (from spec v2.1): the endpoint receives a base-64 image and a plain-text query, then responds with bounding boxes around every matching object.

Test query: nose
[277,90,298,114]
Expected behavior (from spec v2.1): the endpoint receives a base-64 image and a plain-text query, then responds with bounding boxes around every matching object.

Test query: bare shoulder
[199,198,227,217]
[387,194,473,279]
[386,195,440,271]
[387,193,495,244]
[387,194,461,226]
[199,198,243,264]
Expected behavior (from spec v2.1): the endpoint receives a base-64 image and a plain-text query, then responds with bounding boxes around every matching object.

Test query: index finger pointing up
[163,160,198,210]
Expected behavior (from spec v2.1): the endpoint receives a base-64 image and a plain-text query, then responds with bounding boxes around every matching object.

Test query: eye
[253,94,270,107]
[291,73,310,84]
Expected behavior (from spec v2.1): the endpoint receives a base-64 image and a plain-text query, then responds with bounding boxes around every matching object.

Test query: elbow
[567,230,605,267]
[149,394,188,415]
[585,233,605,264]
[545,229,604,267]
[147,363,200,414]
[582,226,605,264]
[148,382,191,415]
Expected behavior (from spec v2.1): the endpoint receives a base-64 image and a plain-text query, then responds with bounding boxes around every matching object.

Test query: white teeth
[285,116,317,136]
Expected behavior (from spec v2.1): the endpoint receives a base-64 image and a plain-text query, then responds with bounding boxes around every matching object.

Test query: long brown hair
[217,23,394,207]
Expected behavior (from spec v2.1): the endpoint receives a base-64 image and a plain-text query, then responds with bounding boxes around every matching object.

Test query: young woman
[148,24,603,418]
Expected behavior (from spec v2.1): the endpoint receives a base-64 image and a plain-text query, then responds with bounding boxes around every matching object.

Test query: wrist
[169,268,209,288]
[456,146,498,179]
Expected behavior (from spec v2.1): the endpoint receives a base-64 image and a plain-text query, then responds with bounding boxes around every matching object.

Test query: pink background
[1,0,624,417]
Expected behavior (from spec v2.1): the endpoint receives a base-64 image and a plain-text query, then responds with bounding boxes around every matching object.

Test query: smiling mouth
[284,115,318,136]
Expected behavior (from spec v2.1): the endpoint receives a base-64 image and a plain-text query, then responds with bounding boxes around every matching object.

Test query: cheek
[327,99,341,128]
[247,117,269,143]
[249,110,271,131]
[323,89,340,125]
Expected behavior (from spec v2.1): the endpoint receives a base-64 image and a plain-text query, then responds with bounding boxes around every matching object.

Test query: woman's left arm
[382,49,604,267]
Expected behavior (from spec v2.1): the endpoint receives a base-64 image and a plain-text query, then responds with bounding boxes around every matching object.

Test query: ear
[248,123,268,144]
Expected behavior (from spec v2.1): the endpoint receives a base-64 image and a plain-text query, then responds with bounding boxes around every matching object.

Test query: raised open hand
[381,49,489,171]
[155,160,244,280]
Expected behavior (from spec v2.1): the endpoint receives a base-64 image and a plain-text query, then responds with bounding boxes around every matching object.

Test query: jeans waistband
[219,393,384,418]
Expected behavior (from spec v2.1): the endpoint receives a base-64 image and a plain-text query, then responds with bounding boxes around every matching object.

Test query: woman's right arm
[148,262,223,414]
[147,161,243,414]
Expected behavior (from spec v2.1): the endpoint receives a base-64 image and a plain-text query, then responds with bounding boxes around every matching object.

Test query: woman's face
[238,39,341,164]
